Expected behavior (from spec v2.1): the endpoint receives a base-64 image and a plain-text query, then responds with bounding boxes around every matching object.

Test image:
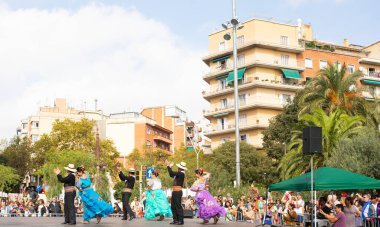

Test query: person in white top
[294,193,304,226]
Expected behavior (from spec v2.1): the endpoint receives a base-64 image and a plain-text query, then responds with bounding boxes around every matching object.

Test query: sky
[0,0,379,139]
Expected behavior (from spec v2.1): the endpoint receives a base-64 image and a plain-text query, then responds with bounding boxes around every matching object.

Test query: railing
[204,39,304,60]
[364,72,380,78]
[204,59,304,79]
[203,78,303,96]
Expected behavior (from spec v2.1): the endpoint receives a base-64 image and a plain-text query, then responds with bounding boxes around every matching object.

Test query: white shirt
[147,178,162,190]
[294,199,304,215]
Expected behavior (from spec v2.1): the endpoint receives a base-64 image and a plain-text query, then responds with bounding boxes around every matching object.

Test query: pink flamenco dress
[190,178,226,222]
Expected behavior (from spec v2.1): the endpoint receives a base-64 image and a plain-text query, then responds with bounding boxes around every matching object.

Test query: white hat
[64,164,77,173]
[129,168,136,173]
[176,162,187,170]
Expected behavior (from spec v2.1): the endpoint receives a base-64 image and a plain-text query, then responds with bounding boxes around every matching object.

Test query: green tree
[206,142,272,189]
[38,150,95,198]
[1,137,33,177]
[262,93,304,162]
[0,165,20,192]
[279,108,365,179]
[299,63,365,115]
[326,127,380,179]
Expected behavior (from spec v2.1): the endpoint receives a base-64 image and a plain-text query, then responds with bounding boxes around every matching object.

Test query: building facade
[202,17,380,150]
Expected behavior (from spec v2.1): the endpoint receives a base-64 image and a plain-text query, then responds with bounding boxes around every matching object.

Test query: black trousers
[122,192,134,218]
[64,191,76,224]
[171,191,184,223]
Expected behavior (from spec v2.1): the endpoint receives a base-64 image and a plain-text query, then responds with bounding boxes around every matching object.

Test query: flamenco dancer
[166,160,186,225]
[190,168,226,224]
[75,166,114,224]
[54,164,77,225]
[117,167,136,221]
[144,170,173,221]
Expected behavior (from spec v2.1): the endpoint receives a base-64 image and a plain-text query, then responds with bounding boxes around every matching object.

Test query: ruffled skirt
[144,189,173,220]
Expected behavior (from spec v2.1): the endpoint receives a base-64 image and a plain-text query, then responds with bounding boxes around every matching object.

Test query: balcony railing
[203,39,304,61]
[204,122,270,135]
[203,59,305,80]
[203,77,303,97]
[204,96,290,116]
[364,72,380,79]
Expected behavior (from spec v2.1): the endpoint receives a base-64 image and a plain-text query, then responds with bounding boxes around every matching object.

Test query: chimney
[343,38,349,47]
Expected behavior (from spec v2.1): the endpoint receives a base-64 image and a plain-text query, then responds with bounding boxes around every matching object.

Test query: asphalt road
[0,217,259,227]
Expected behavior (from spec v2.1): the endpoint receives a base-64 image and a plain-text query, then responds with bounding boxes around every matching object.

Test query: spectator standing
[29,187,39,203]
[362,194,374,226]
[343,197,360,227]
[294,193,305,226]
[49,197,61,216]
[283,203,297,226]
[320,204,346,227]
[37,199,48,217]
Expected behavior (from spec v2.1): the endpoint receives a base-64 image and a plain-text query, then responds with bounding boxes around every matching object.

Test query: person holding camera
[320,204,346,227]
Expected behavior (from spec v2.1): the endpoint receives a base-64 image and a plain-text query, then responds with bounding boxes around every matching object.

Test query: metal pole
[232,0,241,187]
[311,156,315,227]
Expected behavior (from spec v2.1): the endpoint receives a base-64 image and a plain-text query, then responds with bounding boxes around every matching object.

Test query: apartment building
[17,98,106,142]
[202,18,306,149]
[202,17,380,150]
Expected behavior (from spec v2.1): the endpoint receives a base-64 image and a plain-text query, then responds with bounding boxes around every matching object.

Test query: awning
[226,68,246,84]
[281,69,301,79]
[269,167,380,191]
[362,79,380,85]
[212,55,230,63]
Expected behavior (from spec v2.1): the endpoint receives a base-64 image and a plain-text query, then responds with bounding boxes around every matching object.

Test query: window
[219,41,226,51]
[217,118,228,130]
[218,78,227,90]
[237,54,245,67]
[146,140,151,146]
[348,64,355,74]
[240,134,248,142]
[22,123,27,129]
[305,58,313,68]
[280,36,289,45]
[146,127,150,134]
[281,94,291,104]
[217,59,227,70]
[319,60,327,69]
[337,62,341,71]
[220,98,228,108]
[31,121,39,129]
[369,68,375,76]
[239,114,247,126]
[31,134,39,143]
[238,94,246,106]
[237,35,245,46]
[281,55,289,65]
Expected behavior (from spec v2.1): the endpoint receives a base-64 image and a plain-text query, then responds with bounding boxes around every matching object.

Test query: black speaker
[302,127,322,154]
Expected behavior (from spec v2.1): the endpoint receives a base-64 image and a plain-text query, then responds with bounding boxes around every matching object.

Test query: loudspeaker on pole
[302,127,322,154]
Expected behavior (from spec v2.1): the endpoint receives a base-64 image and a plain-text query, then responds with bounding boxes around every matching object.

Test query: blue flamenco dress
[144,178,173,220]
[190,177,226,221]
[76,175,114,222]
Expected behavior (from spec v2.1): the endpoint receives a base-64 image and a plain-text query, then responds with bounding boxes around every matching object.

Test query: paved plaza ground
[0,217,260,227]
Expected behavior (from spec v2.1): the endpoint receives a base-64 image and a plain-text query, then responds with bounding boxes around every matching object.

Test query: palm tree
[299,63,365,115]
[278,108,364,179]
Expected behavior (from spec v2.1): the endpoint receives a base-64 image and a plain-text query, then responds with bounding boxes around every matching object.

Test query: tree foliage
[326,127,380,179]
[0,137,33,177]
[0,165,20,192]
[279,108,365,179]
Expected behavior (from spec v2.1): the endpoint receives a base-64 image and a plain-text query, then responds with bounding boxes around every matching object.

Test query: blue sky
[4,0,380,48]
[0,0,379,139]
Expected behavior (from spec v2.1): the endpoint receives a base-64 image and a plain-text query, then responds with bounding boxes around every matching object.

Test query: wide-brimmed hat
[64,164,77,173]
[176,162,187,170]
[128,168,136,173]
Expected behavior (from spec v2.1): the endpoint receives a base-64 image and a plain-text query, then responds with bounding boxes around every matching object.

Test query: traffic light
[142,166,147,181]
[135,171,140,181]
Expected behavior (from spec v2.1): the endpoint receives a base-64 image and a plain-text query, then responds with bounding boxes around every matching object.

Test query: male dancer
[166,160,186,225]
[54,164,77,225]
[118,167,136,221]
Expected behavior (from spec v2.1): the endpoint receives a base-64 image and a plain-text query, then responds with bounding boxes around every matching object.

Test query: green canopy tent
[269,167,380,191]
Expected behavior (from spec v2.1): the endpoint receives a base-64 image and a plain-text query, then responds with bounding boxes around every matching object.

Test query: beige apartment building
[202,18,306,149]
[202,17,380,150]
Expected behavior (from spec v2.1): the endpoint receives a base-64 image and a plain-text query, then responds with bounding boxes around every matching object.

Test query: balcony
[153,135,172,144]
[202,78,303,100]
[203,58,305,82]
[203,96,289,118]
[362,72,380,82]
[204,122,269,137]
[202,39,304,63]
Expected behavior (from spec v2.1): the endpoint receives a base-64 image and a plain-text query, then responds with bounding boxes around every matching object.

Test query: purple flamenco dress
[190,179,225,221]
